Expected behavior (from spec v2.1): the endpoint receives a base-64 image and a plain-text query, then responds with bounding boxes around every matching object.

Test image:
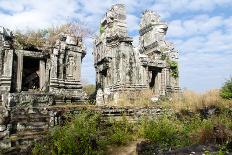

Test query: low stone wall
[0,101,169,154]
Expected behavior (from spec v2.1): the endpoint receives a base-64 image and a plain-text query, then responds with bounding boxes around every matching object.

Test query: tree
[14,20,92,50]
[220,77,232,99]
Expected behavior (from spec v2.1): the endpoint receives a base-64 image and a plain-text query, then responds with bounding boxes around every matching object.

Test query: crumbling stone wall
[93,4,180,105]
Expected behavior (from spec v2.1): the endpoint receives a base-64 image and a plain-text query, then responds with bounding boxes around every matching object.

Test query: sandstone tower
[94,4,180,105]
[0,26,86,105]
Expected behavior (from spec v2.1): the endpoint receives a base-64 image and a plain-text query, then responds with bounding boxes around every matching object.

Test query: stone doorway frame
[15,50,48,92]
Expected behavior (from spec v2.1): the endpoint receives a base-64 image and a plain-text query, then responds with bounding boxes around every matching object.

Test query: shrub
[142,112,232,150]
[32,111,136,155]
[143,116,184,149]
[220,78,232,99]
[109,116,135,145]
[32,111,103,155]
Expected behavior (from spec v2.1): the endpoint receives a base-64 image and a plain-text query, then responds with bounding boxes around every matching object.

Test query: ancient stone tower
[0,26,86,150]
[0,27,86,104]
[93,4,180,105]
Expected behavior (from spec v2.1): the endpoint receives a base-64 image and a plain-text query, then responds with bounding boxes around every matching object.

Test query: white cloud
[127,14,139,33]
[0,0,79,30]
[168,15,225,38]
[151,0,232,16]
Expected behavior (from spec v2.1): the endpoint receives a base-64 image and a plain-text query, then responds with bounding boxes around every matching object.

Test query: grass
[164,89,232,112]
[107,89,154,107]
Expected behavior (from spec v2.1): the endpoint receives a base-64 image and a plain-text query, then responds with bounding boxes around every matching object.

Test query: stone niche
[93,4,180,105]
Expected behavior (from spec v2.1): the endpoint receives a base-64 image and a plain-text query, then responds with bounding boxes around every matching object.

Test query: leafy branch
[167,60,178,78]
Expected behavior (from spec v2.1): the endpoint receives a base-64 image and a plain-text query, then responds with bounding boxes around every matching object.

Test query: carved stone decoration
[94,4,180,105]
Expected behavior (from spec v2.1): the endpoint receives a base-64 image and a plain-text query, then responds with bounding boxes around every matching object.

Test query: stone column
[49,49,59,92]
[16,53,23,92]
[160,69,166,96]
[1,49,13,92]
[74,54,81,81]
[39,60,46,90]
[154,72,161,95]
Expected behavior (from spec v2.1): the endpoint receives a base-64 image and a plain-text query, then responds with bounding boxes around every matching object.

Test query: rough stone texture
[93,4,180,105]
[0,26,86,153]
[0,26,86,104]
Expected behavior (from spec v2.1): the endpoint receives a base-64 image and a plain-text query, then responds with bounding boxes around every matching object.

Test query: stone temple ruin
[0,26,86,150]
[0,26,86,104]
[94,4,180,105]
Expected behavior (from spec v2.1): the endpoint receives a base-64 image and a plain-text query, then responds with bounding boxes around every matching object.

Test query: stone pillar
[74,54,81,81]
[50,49,59,92]
[160,69,166,95]
[1,49,13,92]
[39,60,46,90]
[16,53,23,92]
[154,72,161,95]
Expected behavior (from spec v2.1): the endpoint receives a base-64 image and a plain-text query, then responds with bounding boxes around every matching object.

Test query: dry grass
[107,89,155,107]
[168,89,232,112]
[104,88,232,111]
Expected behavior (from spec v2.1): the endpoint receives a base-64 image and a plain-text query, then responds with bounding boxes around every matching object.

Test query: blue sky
[0,0,231,92]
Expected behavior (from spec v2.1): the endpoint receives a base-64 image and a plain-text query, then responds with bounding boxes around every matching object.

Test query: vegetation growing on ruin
[167,60,179,78]
[160,53,167,60]
[99,23,105,35]
[14,21,91,50]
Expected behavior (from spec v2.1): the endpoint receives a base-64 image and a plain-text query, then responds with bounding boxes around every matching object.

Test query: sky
[0,0,231,92]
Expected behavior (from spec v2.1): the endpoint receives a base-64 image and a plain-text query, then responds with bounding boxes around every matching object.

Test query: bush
[142,112,232,150]
[109,116,135,145]
[32,111,136,155]
[32,111,103,155]
[143,116,184,148]
[220,78,232,99]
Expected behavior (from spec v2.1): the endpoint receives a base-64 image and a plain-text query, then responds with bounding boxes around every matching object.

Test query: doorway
[22,57,40,91]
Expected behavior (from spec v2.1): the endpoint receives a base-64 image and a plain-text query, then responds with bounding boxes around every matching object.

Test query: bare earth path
[107,139,144,155]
